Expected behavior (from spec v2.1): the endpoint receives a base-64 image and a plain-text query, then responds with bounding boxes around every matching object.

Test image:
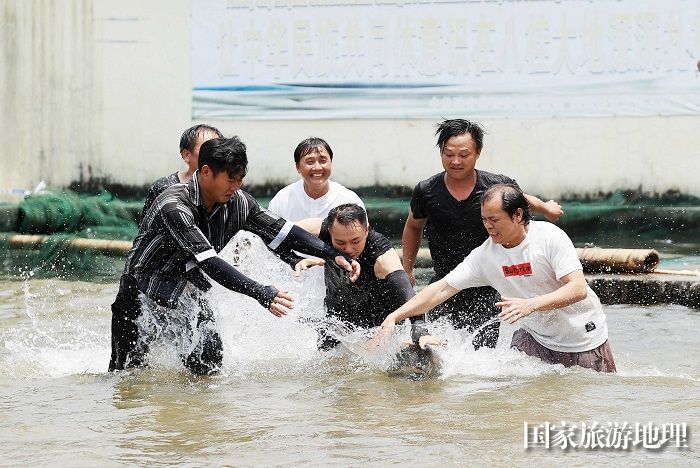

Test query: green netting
[18,190,83,233]
[0,234,126,280]
[17,189,140,239]
[1,189,142,279]
[1,188,698,280]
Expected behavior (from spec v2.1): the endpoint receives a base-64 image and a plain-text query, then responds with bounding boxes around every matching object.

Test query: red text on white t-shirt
[502,262,532,277]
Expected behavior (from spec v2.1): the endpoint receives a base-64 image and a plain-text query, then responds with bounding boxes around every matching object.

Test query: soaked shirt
[320,223,409,328]
[410,170,517,278]
[142,172,180,218]
[125,171,290,308]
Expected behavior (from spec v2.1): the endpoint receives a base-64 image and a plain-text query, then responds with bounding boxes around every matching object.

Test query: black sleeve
[199,256,278,309]
[384,269,415,304]
[410,319,430,345]
[279,224,350,263]
[384,270,427,340]
[409,181,427,219]
[493,172,518,187]
[270,245,304,269]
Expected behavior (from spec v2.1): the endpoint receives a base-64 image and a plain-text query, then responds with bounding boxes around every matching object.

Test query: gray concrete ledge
[587,273,700,308]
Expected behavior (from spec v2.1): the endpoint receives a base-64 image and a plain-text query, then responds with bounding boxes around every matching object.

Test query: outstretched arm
[384,278,459,325]
[375,250,428,340]
[278,224,360,282]
[372,278,459,346]
[272,218,324,270]
[524,194,564,222]
[199,256,293,317]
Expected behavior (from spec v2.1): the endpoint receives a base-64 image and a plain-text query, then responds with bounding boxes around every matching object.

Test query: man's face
[440,133,480,180]
[296,147,332,189]
[200,166,245,205]
[480,196,525,247]
[183,131,219,172]
[328,220,368,260]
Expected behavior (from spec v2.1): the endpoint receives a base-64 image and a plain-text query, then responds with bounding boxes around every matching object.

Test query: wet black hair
[326,203,368,228]
[198,137,248,178]
[293,137,334,165]
[435,119,485,154]
[480,183,531,225]
[179,124,223,153]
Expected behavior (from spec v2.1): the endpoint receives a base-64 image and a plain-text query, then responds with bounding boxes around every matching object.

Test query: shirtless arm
[295,217,323,236]
[524,194,564,222]
[401,209,427,286]
[375,249,439,346]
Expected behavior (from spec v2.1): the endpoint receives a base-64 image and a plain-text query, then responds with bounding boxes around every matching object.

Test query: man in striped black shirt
[109,137,360,375]
[109,124,222,374]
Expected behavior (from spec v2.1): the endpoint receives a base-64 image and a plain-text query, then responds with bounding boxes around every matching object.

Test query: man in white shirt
[267,137,365,221]
[375,183,616,372]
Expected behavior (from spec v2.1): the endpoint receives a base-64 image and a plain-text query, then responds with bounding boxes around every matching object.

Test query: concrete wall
[2,0,699,198]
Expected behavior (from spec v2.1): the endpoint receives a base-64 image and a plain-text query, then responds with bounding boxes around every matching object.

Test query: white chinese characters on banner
[192,0,700,119]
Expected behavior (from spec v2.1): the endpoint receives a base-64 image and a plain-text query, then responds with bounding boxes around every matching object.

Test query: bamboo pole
[0,234,669,275]
[654,268,700,277]
[1,233,132,257]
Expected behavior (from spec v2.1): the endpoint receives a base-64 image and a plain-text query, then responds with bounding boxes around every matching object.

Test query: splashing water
[0,278,112,378]
[123,232,596,382]
[2,230,699,387]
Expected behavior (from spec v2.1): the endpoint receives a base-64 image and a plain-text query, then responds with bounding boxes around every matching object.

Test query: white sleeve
[337,188,364,209]
[352,192,366,211]
[548,225,583,279]
[443,248,487,291]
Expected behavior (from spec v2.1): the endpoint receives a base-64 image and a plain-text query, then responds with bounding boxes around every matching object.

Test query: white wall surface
[2,0,699,198]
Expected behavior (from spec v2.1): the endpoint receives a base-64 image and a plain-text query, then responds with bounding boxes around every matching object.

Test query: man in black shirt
[142,124,223,216]
[296,204,443,350]
[109,137,360,375]
[402,119,563,349]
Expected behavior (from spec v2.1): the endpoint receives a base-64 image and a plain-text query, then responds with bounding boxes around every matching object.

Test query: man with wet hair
[142,124,224,215]
[402,119,564,350]
[378,184,615,373]
[109,137,360,375]
[267,137,365,221]
[296,203,441,350]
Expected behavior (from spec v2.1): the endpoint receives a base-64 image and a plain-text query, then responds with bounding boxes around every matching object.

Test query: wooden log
[410,247,661,274]
[0,233,132,257]
[0,234,664,275]
[575,247,659,274]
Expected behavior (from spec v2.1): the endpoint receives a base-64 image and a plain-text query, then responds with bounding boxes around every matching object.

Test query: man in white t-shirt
[267,137,365,221]
[374,183,616,372]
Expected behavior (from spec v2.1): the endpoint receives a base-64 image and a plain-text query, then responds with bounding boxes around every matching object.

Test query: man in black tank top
[402,119,564,349]
[295,204,439,350]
